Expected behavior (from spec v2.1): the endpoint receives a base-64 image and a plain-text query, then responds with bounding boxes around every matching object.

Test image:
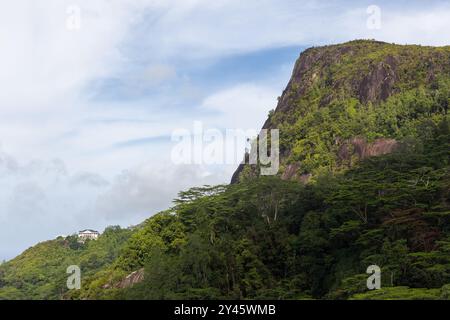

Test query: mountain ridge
[232,39,450,183]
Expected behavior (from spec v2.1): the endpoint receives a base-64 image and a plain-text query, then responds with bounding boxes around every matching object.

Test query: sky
[1,0,450,261]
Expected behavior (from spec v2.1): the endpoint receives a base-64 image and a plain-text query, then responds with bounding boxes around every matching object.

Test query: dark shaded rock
[281,163,300,181]
[358,55,398,103]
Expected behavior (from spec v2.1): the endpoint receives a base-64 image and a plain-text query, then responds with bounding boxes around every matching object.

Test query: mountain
[1,40,449,300]
[233,39,450,182]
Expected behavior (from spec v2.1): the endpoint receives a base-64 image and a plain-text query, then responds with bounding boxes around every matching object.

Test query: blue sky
[1,0,450,261]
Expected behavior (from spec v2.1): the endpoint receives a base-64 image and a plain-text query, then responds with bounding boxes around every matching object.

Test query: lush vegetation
[125,121,448,299]
[64,118,447,300]
[0,226,132,299]
[0,40,449,300]
[268,40,450,176]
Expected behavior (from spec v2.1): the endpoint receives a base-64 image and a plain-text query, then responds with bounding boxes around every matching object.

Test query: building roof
[78,229,99,234]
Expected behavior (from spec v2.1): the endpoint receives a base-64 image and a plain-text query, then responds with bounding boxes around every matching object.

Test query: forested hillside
[0,226,132,299]
[1,40,449,300]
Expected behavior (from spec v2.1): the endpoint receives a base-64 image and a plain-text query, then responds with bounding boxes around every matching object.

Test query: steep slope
[232,40,450,183]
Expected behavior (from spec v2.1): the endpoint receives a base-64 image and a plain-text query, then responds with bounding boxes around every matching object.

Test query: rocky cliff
[232,40,450,183]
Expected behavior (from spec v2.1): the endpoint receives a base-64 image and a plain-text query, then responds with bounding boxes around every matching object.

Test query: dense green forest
[0,40,449,300]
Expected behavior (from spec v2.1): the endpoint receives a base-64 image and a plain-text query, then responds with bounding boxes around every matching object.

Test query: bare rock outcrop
[116,268,144,289]
[358,55,397,103]
[102,268,145,290]
[338,137,399,162]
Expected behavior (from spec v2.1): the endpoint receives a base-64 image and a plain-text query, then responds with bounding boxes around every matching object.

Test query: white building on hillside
[78,229,100,242]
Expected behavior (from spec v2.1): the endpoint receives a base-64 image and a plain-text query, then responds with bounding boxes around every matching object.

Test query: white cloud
[108,0,450,62]
[142,64,178,86]
[95,162,233,220]
[201,83,279,129]
[0,1,130,111]
[339,5,450,46]
[70,172,110,187]
[0,150,111,260]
